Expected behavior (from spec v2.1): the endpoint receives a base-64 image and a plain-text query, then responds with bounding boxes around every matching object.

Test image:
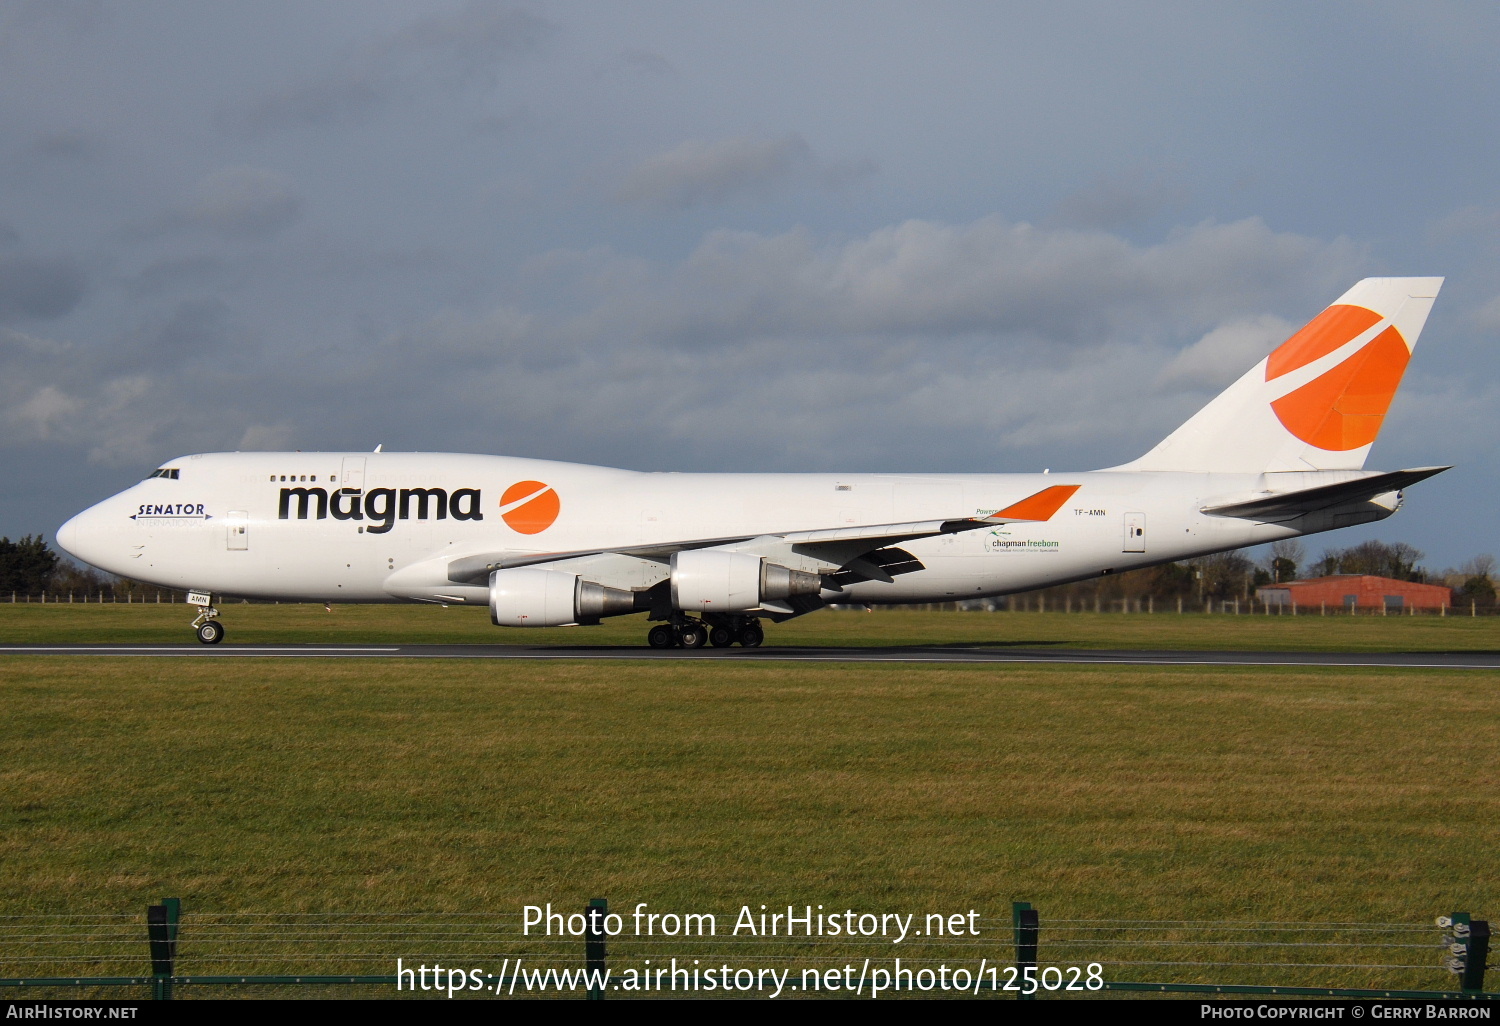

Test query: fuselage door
[226,510,249,550]
[1123,512,1146,553]
[339,457,366,493]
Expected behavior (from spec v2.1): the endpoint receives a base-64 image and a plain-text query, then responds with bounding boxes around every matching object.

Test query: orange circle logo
[500,480,560,534]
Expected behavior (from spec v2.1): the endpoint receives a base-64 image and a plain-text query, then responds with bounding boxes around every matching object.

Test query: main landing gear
[646,616,764,649]
[191,603,224,645]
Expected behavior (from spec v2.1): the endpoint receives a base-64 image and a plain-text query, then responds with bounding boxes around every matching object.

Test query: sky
[2,1,1498,572]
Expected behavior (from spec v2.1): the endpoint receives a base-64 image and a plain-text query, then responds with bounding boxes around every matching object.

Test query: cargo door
[1123,512,1146,553]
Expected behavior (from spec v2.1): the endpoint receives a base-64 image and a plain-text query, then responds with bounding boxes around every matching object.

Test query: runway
[3,643,1499,669]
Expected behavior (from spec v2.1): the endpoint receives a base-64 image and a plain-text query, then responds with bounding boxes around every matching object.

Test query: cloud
[0,0,105,43]
[185,167,302,238]
[237,75,388,134]
[381,2,550,84]
[6,384,80,439]
[618,48,675,77]
[548,215,1359,348]
[1156,315,1294,389]
[614,134,815,209]
[229,3,551,133]
[363,214,1364,470]
[237,422,296,451]
[124,168,303,242]
[1473,295,1500,333]
[1051,170,1190,231]
[30,128,98,162]
[0,253,87,321]
[1426,205,1500,245]
[0,212,1365,476]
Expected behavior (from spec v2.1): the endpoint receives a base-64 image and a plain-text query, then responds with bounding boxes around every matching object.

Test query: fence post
[147,898,179,1000]
[1453,914,1490,994]
[586,898,608,1000]
[1013,901,1038,1000]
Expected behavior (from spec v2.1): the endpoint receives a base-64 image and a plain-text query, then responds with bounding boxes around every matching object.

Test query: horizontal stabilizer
[1200,466,1449,521]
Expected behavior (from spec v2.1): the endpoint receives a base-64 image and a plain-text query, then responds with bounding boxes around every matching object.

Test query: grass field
[3,645,1498,994]
[3,601,1500,651]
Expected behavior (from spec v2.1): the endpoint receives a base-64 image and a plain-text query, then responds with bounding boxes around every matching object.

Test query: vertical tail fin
[1119,277,1442,474]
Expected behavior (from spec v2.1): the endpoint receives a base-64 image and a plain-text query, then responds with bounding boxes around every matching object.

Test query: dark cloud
[147,297,231,362]
[0,253,86,321]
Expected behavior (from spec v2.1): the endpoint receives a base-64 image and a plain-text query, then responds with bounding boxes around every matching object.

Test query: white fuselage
[58,451,1309,608]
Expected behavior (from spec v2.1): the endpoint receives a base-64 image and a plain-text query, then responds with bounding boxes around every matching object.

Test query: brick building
[1256,574,1452,612]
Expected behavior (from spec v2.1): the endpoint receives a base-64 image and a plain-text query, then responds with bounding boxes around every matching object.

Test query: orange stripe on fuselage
[992,484,1081,521]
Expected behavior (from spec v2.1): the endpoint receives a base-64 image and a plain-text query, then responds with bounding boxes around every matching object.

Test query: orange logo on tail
[500,481,560,534]
[1265,305,1409,451]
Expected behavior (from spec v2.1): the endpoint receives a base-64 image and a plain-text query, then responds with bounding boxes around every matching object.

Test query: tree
[0,535,60,596]
[1189,550,1255,601]
[1460,554,1496,580]
[1311,540,1427,582]
[1460,575,1497,606]
[1269,538,1303,583]
[1457,554,1496,606]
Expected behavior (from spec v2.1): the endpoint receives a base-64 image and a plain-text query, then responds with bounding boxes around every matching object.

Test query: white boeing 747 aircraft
[58,277,1447,648]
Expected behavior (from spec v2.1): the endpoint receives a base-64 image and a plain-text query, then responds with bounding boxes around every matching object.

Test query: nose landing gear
[189,593,223,645]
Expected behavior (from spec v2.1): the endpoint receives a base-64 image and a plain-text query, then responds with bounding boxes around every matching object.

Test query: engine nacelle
[489,568,637,627]
[670,550,822,613]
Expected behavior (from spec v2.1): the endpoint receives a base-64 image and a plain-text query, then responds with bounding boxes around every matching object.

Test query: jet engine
[489,568,638,627]
[670,550,822,613]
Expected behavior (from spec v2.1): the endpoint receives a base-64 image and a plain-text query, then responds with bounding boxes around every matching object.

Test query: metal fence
[1,900,1493,1000]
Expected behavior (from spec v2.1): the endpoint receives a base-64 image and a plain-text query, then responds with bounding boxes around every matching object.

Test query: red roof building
[1256,574,1452,611]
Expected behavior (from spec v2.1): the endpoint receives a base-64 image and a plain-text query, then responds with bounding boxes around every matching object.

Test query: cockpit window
[147,468,181,480]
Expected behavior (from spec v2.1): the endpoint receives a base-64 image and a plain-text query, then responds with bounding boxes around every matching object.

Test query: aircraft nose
[56,512,83,561]
[56,506,111,570]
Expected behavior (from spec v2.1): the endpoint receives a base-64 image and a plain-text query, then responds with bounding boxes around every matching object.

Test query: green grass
[2,655,1497,993]
[3,601,1499,650]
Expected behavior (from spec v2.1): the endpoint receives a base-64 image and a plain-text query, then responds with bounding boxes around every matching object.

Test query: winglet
[974,484,1080,523]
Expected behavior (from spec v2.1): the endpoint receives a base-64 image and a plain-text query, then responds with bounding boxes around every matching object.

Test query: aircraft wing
[446,484,1081,584]
[1200,466,1449,522]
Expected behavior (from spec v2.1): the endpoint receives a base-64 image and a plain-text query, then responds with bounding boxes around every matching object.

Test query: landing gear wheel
[678,624,708,649]
[196,620,225,645]
[708,626,734,648]
[737,622,764,648]
[647,625,678,649]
